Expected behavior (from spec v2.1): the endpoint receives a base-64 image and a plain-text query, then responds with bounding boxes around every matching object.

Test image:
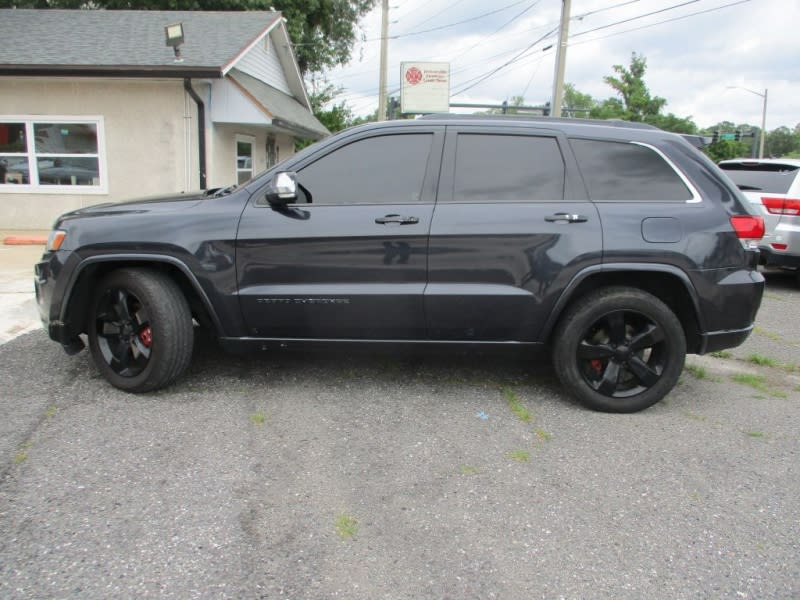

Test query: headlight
[46,229,67,251]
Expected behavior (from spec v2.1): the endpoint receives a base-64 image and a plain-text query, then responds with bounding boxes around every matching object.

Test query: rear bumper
[699,325,754,354]
[758,245,800,269]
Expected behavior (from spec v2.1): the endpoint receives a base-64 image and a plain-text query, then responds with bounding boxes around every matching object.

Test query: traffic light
[712,130,720,143]
[735,130,742,142]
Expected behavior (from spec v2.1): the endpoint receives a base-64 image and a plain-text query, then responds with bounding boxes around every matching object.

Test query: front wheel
[88,268,194,392]
[552,287,686,413]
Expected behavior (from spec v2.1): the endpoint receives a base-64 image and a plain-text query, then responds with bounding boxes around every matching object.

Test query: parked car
[35,116,765,412]
[718,158,800,275]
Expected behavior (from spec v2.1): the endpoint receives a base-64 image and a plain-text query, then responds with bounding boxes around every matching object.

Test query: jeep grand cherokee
[35,116,765,412]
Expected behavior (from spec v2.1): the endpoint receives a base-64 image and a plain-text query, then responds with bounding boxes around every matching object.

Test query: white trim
[631,141,702,204]
[235,134,256,184]
[221,15,282,77]
[0,115,108,195]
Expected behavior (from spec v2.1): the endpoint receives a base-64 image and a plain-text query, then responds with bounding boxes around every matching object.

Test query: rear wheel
[553,287,686,413]
[88,268,193,392]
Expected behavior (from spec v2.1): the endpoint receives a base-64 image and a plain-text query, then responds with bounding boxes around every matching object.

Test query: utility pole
[550,0,571,118]
[377,0,389,121]
[759,88,768,159]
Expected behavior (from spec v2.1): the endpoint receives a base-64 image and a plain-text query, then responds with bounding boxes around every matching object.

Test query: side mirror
[264,171,298,206]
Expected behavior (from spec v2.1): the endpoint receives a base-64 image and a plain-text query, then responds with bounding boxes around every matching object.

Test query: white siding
[236,34,291,95]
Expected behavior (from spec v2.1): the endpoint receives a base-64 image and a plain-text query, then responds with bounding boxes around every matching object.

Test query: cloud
[324,0,799,129]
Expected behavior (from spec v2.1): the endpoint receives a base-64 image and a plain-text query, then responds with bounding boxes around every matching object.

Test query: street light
[726,86,768,158]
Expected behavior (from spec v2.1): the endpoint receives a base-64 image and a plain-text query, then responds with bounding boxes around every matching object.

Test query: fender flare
[540,262,704,341]
[60,253,225,336]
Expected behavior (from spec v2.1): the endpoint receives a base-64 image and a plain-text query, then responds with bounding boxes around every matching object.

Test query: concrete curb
[3,236,47,246]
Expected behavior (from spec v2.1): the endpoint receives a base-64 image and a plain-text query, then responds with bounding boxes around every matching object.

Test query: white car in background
[719,159,800,277]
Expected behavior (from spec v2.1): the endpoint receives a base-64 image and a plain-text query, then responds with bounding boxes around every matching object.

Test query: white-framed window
[235,134,255,185]
[0,116,107,194]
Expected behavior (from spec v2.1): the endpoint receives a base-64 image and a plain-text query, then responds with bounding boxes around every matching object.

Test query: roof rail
[415,113,661,130]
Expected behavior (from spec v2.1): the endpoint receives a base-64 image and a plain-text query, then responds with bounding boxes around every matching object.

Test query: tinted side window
[571,139,692,201]
[297,133,432,205]
[452,134,564,202]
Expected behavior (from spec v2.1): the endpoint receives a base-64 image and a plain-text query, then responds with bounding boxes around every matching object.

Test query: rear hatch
[718,161,800,252]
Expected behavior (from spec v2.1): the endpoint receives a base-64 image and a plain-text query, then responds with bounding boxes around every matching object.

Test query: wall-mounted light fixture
[165,22,185,62]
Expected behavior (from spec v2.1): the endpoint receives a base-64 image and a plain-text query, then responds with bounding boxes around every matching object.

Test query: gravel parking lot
[1,271,799,599]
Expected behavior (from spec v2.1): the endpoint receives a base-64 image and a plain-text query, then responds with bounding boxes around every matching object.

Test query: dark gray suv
[35,116,765,412]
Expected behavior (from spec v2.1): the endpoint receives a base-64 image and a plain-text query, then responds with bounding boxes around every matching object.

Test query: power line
[397,0,470,33]
[569,0,751,46]
[451,27,558,96]
[365,0,533,41]
[570,0,701,39]
[450,0,711,98]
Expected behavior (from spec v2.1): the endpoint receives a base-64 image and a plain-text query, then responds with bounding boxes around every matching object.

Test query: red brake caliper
[139,326,153,348]
[590,359,604,375]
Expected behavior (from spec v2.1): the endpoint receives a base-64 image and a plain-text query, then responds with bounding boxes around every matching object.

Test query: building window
[0,117,106,193]
[235,135,254,185]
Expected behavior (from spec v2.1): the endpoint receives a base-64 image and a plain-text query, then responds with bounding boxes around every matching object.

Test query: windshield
[719,163,798,194]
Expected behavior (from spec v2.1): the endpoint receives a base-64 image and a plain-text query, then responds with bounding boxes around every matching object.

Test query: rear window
[570,139,693,201]
[719,163,799,195]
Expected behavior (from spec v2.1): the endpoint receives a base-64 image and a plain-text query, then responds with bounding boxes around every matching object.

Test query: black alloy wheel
[577,310,667,398]
[553,287,686,413]
[88,268,193,393]
[94,287,153,378]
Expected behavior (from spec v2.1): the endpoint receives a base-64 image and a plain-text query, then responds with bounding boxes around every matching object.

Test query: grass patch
[14,451,27,464]
[684,412,707,422]
[746,431,766,438]
[250,411,267,425]
[459,465,479,475]
[502,387,532,423]
[44,405,58,419]
[763,291,784,301]
[710,350,733,359]
[685,364,707,379]
[506,449,530,462]
[731,374,787,398]
[795,384,800,393]
[746,354,779,367]
[754,327,784,343]
[335,514,358,539]
[534,428,552,442]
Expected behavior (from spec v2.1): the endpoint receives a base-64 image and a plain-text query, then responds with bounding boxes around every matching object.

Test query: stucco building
[0,9,328,229]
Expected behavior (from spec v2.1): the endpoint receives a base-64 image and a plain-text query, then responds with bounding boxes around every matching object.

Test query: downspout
[183,78,207,190]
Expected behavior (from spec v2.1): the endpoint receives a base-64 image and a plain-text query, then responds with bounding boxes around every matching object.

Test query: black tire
[87,268,194,393]
[552,286,686,413]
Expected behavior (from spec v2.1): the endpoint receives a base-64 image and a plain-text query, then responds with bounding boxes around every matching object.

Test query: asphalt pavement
[1,254,799,599]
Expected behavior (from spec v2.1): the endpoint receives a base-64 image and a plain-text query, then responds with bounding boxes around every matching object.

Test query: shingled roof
[0,9,282,77]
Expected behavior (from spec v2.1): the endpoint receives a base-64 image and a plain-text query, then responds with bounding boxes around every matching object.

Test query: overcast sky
[320,0,798,131]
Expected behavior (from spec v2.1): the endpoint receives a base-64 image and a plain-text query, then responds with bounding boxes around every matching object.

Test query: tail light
[762,197,800,216]
[730,215,765,240]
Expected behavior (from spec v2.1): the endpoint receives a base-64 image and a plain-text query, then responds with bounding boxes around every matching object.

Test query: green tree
[766,126,799,157]
[0,0,377,75]
[562,83,595,117]
[600,52,666,122]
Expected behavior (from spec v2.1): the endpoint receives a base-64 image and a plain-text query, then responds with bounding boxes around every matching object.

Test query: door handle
[375,214,420,225]
[545,213,588,223]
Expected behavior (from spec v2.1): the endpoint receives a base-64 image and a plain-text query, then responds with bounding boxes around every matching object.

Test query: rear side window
[571,139,693,201]
[452,133,564,202]
[719,163,799,194]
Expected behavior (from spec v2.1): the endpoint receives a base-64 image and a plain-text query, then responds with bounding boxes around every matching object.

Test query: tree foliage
[600,53,666,122]
[0,0,377,75]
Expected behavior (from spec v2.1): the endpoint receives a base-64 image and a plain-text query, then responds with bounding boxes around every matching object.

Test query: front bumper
[34,250,85,353]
